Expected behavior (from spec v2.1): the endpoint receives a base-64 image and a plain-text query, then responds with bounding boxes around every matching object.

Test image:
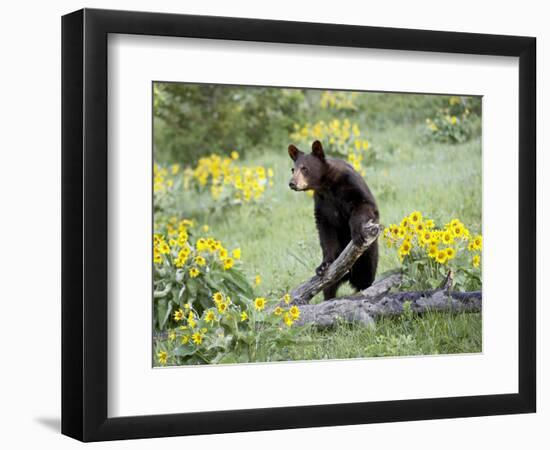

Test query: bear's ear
[288,144,302,161]
[311,140,325,161]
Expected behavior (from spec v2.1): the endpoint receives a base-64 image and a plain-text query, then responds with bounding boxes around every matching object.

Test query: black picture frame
[61,8,536,442]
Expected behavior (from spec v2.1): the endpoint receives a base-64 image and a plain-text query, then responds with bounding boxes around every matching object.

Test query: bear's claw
[316,261,331,276]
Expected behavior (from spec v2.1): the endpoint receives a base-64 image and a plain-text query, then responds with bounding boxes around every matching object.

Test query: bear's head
[288,140,327,191]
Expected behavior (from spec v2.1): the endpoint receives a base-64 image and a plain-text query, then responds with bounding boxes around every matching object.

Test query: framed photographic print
[61,8,536,442]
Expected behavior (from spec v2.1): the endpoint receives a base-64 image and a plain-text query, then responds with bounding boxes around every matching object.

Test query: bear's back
[324,158,377,208]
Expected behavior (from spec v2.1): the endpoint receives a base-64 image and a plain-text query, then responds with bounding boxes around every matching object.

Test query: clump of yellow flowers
[424,96,475,144]
[154,162,182,194]
[384,211,482,291]
[153,217,308,366]
[319,90,358,111]
[153,216,250,333]
[153,217,241,275]
[154,152,274,206]
[155,290,303,367]
[290,118,373,177]
[190,152,274,203]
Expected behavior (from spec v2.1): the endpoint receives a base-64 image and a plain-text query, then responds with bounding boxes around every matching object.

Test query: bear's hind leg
[322,272,350,300]
[323,283,339,300]
[349,241,378,291]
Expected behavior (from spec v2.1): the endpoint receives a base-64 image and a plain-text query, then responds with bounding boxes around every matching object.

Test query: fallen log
[295,274,482,328]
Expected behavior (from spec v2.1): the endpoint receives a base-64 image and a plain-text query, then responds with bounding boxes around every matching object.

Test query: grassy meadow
[153,86,482,365]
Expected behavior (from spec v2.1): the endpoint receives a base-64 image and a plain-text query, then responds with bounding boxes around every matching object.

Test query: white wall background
[0,1,546,448]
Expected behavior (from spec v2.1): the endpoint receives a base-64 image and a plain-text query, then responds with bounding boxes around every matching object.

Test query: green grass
[157,104,482,360]
[288,311,482,360]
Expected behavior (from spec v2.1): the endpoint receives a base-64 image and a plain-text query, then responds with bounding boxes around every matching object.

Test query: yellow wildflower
[472,235,483,250]
[173,309,184,322]
[191,332,203,345]
[189,267,200,278]
[157,351,168,365]
[442,231,453,245]
[451,223,464,237]
[196,238,208,252]
[254,297,266,311]
[445,247,456,260]
[273,306,283,316]
[283,313,294,327]
[409,211,422,225]
[188,312,197,329]
[223,257,234,270]
[289,305,300,320]
[240,311,248,322]
[153,251,162,264]
[177,231,188,246]
[420,231,432,245]
[399,241,412,256]
[436,250,447,264]
[232,248,241,259]
[205,310,215,324]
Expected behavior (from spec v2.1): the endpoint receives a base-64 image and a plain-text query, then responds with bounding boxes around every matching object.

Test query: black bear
[288,140,379,300]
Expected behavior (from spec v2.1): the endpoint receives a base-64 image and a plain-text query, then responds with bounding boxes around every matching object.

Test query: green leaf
[217,353,238,364]
[161,301,173,329]
[156,298,168,330]
[237,353,250,364]
[222,270,254,298]
[173,345,197,358]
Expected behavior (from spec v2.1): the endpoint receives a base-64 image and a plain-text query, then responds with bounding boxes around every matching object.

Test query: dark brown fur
[289,141,379,300]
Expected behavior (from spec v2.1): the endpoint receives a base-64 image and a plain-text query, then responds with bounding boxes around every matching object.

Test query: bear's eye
[301,166,308,174]
[291,168,295,173]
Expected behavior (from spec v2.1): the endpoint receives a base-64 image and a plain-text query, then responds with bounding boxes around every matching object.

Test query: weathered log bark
[290,220,382,305]
[295,282,481,328]
[349,272,403,302]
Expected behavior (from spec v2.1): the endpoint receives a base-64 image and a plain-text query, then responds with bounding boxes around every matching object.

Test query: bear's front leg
[314,214,341,277]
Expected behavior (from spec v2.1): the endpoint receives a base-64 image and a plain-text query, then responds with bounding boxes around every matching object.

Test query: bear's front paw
[316,261,331,276]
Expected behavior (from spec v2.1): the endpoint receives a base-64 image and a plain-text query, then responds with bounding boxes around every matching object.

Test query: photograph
[151,83,483,367]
